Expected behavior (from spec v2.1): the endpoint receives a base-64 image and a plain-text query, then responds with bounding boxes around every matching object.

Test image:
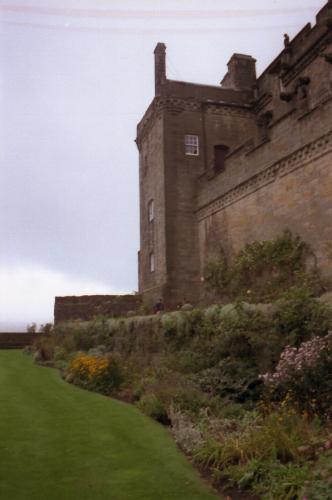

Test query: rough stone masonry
[55,2,332,322]
[136,1,332,309]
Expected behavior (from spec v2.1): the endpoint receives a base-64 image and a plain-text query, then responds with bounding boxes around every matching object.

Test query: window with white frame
[149,252,155,273]
[148,199,154,222]
[185,134,199,156]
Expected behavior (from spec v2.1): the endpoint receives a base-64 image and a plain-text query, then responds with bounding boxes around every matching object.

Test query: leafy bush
[194,411,306,470]
[303,450,332,499]
[137,394,169,424]
[204,230,320,302]
[39,323,53,334]
[217,304,279,368]
[33,335,57,361]
[197,359,263,404]
[72,328,96,351]
[222,459,312,499]
[261,332,332,419]
[274,286,332,346]
[169,406,204,454]
[50,323,96,354]
[54,359,68,372]
[138,371,208,417]
[303,480,332,500]
[194,410,317,498]
[68,353,123,395]
[27,322,37,333]
[53,346,67,362]
[161,311,204,350]
[203,250,229,295]
[193,305,280,403]
[88,345,107,357]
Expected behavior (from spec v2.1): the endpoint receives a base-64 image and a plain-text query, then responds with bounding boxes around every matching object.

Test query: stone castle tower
[136,2,332,309]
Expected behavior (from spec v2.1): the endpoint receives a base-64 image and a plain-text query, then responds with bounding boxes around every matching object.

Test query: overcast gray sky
[0,0,325,329]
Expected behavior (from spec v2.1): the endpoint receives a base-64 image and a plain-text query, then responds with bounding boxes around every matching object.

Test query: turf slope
[0,350,218,500]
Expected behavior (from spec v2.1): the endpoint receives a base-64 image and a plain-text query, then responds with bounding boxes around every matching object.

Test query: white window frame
[149,252,155,273]
[185,134,199,156]
[148,199,154,222]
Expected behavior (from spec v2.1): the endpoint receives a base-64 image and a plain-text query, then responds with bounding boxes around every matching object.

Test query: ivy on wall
[203,230,320,302]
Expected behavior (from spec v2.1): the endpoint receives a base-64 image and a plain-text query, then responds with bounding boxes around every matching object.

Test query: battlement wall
[0,333,42,349]
[54,295,142,324]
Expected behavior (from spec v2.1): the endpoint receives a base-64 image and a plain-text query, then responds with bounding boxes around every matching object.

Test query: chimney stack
[221,54,256,91]
[154,43,166,95]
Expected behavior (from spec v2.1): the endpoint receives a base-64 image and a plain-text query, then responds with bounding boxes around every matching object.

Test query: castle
[54,2,332,322]
[136,1,332,309]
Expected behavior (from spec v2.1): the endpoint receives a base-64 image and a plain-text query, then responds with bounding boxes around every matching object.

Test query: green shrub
[194,411,310,473]
[257,461,312,499]
[137,394,169,424]
[192,305,280,403]
[204,304,223,323]
[72,328,96,351]
[274,286,332,346]
[52,323,96,354]
[53,346,67,362]
[304,450,332,499]
[214,402,247,420]
[169,406,204,454]
[197,359,262,404]
[141,371,208,416]
[33,335,57,361]
[68,353,123,395]
[203,250,229,294]
[54,359,68,372]
[88,345,107,357]
[204,230,320,302]
[26,322,37,333]
[221,459,312,499]
[161,311,195,349]
[261,332,332,419]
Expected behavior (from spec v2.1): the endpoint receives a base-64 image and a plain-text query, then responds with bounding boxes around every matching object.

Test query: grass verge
[0,350,218,500]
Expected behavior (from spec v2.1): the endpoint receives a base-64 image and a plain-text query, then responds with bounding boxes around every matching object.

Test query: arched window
[148,199,154,222]
[149,252,155,273]
[214,145,229,173]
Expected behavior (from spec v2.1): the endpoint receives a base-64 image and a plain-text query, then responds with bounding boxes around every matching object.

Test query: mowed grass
[0,351,218,500]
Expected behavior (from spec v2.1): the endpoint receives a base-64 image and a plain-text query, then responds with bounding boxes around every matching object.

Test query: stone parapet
[54,295,142,324]
[0,333,42,349]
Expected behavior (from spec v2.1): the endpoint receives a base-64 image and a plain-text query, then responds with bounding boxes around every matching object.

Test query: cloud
[0,265,125,326]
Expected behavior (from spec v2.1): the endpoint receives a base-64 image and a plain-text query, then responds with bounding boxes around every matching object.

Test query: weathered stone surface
[0,333,41,349]
[137,2,332,308]
[54,295,142,324]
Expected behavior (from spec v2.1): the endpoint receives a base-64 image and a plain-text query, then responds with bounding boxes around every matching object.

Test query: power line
[0,20,301,35]
[0,4,319,20]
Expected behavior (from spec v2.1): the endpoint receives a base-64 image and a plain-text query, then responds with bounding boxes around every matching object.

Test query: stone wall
[136,1,332,307]
[0,333,41,349]
[137,114,167,303]
[198,143,332,294]
[197,6,332,294]
[54,295,142,324]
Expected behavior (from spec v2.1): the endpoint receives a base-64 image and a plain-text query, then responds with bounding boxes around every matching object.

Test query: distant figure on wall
[283,33,291,49]
[153,299,164,314]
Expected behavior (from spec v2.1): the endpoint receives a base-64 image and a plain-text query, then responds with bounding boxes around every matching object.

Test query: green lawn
[0,350,218,500]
